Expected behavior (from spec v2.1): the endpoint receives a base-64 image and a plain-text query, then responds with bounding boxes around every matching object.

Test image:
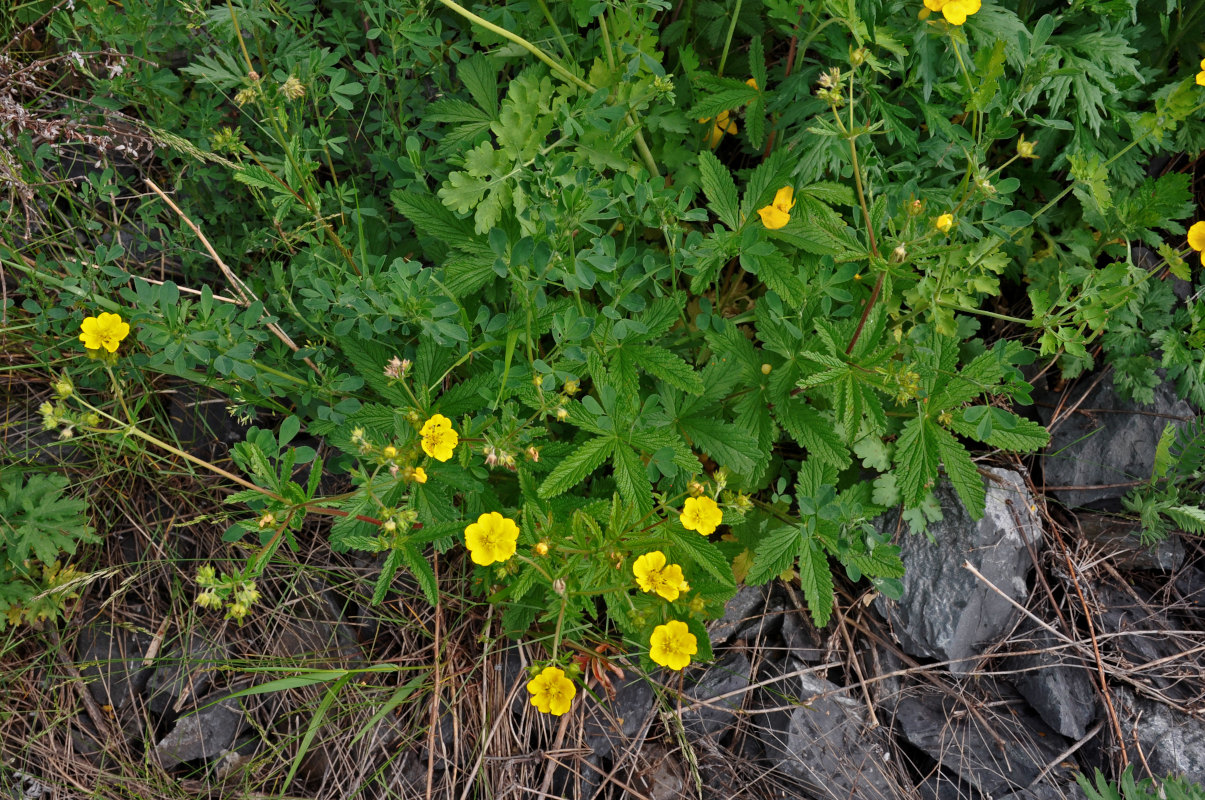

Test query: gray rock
[146,633,227,716]
[1006,624,1097,739]
[1077,514,1183,572]
[707,584,773,647]
[1112,687,1205,784]
[756,666,906,799]
[582,672,656,760]
[681,651,751,738]
[75,624,154,710]
[875,468,1042,674]
[1038,372,1193,508]
[152,696,244,769]
[889,683,1072,798]
[781,607,828,664]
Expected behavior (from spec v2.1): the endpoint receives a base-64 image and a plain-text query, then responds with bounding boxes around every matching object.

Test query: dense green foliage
[6,0,1205,687]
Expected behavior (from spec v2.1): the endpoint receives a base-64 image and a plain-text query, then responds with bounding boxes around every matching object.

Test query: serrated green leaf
[698,150,740,230]
[948,412,1050,452]
[672,528,735,587]
[611,443,653,514]
[798,536,835,627]
[629,344,704,394]
[538,436,614,498]
[1166,505,1205,535]
[675,415,759,475]
[934,426,985,519]
[896,416,940,507]
[746,523,802,585]
[774,399,850,469]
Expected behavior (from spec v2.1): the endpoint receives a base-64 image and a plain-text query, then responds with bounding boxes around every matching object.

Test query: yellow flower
[680,496,722,535]
[463,511,519,566]
[632,551,690,602]
[1197,71,1205,87]
[526,666,575,716]
[413,467,428,484]
[934,213,954,233]
[649,620,698,671]
[746,77,758,90]
[699,110,737,149]
[757,186,795,230]
[923,0,981,25]
[1189,221,1205,265]
[78,312,130,352]
[420,414,459,461]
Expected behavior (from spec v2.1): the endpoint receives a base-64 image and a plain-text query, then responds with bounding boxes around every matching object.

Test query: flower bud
[1017,134,1038,159]
[257,512,276,529]
[535,542,549,556]
[383,446,397,459]
[553,578,566,596]
[891,244,907,264]
[760,363,772,375]
[908,199,924,216]
[849,47,868,68]
[555,406,569,421]
[526,446,540,462]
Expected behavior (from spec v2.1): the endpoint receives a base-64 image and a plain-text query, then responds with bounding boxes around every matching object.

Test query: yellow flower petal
[1188,221,1205,253]
[680,496,722,535]
[463,511,519,566]
[420,414,458,461]
[649,620,698,671]
[526,666,575,716]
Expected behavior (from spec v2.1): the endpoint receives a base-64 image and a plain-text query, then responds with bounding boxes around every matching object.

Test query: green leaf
[675,415,759,475]
[774,399,851,469]
[1166,505,1205,535]
[934,426,985,520]
[629,344,704,395]
[698,150,740,230]
[391,189,479,245]
[746,522,802,585]
[1152,422,1177,482]
[538,436,614,499]
[672,528,735,587]
[798,536,835,627]
[611,443,653,515]
[896,416,940,507]
[398,542,439,606]
[948,412,1050,452]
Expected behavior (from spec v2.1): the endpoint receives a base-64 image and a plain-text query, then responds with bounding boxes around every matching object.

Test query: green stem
[533,0,570,58]
[717,0,744,77]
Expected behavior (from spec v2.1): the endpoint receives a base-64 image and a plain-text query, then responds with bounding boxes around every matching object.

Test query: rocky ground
[2,367,1202,800]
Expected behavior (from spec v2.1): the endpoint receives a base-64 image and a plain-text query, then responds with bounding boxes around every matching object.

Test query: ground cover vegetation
[3,0,1205,794]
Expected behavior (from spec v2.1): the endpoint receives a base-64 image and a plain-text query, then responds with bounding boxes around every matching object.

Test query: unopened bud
[891,244,907,264]
[553,578,566,596]
[382,446,398,459]
[760,363,772,375]
[535,541,549,556]
[849,47,868,68]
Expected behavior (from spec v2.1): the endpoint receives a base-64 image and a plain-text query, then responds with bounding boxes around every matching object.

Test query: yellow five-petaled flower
[79,312,130,353]
[1196,58,1205,87]
[1188,221,1205,265]
[463,511,519,566]
[934,213,954,234]
[420,414,459,461]
[649,620,698,671]
[923,0,981,25]
[632,551,690,602]
[526,666,576,716]
[757,186,795,230]
[679,495,722,536]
